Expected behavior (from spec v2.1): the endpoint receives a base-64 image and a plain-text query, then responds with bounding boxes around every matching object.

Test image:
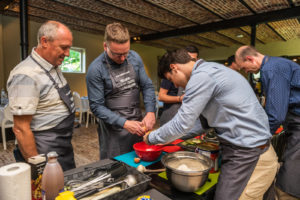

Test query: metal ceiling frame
[134,6,300,42]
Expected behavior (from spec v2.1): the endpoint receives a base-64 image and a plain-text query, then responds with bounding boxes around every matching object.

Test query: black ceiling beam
[145,0,198,25]
[178,38,211,49]
[287,0,295,7]
[266,23,287,41]
[194,34,229,47]
[251,24,256,46]
[135,6,300,41]
[214,32,245,45]
[238,0,256,13]
[191,0,225,20]
[97,0,175,29]
[238,27,265,44]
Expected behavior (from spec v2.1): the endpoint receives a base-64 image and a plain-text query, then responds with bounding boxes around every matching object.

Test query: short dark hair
[104,22,130,44]
[227,55,235,66]
[185,45,199,54]
[158,49,191,79]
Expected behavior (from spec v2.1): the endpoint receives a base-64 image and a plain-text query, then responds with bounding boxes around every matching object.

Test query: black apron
[276,111,300,198]
[159,87,184,126]
[193,60,268,199]
[30,56,76,171]
[98,54,142,159]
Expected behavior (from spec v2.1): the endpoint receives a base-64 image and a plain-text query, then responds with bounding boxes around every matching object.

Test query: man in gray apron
[86,22,156,159]
[7,21,76,171]
[236,46,300,199]
[145,49,278,200]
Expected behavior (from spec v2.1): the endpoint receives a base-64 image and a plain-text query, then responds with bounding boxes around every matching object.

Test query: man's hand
[123,120,145,136]
[142,112,156,131]
[143,131,151,145]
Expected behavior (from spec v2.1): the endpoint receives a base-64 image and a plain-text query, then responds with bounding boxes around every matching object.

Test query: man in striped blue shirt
[236,45,300,199]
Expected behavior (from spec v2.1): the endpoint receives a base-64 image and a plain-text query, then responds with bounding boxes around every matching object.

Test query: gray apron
[276,111,300,198]
[159,87,184,126]
[31,56,76,171]
[194,60,267,200]
[98,54,142,159]
[215,139,268,200]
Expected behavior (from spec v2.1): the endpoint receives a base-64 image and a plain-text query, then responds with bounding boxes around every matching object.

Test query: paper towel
[0,162,31,200]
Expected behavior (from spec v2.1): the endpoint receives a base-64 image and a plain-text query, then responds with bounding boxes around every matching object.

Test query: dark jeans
[13,145,26,162]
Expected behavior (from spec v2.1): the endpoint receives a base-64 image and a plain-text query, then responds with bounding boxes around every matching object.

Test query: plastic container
[55,191,76,200]
[1,88,7,105]
[42,152,64,200]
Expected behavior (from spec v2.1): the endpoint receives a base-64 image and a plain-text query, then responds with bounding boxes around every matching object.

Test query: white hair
[37,21,71,45]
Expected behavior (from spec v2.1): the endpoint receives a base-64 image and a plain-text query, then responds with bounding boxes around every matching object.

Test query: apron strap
[30,55,60,90]
[30,55,75,113]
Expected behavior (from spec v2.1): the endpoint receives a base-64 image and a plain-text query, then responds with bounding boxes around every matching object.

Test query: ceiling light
[292,58,297,62]
[236,34,244,38]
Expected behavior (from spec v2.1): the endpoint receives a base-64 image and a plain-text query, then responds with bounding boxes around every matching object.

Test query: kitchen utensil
[71,162,127,193]
[75,175,138,199]
[133,141,182,161]
[161,151,213,192]
[137,165,166,173]
[98,174,138,192]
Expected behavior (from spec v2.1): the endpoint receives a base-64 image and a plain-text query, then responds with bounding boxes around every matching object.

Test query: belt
[256,143,269,150]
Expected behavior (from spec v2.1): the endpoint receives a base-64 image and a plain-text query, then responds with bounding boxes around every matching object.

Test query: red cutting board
[162,139,184,153]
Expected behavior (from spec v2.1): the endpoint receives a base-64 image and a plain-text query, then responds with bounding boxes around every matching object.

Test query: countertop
[64,151,218,200]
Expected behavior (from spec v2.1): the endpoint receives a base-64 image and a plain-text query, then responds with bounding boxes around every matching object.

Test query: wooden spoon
[137,165,165,173]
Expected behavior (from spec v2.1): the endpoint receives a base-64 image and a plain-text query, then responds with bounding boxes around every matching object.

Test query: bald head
[37,20,72,45]
[35,20,73,66]
[235,45,264,74]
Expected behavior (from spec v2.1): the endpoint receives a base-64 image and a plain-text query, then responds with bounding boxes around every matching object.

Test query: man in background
[86,22,156,159]
[7,21,76,171]
[235,45,300,199]
[226,55,240,71]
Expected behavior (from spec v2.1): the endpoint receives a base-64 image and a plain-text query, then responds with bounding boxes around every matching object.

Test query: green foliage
[60,49,82,72]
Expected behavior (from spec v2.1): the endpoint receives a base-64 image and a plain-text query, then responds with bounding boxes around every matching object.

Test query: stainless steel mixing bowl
[161,151,213,192]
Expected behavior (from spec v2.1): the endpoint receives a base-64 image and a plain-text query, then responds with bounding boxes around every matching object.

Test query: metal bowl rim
[161,151,213,175]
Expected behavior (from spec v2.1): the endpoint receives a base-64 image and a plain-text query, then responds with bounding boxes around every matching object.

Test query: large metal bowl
[161,151,213,192]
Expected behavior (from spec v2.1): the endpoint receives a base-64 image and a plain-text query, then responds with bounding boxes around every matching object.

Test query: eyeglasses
[107,46,129,58]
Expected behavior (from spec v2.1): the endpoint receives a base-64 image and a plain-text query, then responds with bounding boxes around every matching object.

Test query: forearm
[90,102,126,127]
[158,93,182,103]
[13,115,38,161]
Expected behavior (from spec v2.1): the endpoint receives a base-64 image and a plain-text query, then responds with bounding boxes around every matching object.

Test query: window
[60,47,86,73]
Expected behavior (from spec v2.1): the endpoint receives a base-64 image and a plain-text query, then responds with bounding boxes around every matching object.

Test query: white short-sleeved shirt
[7,48,69,131]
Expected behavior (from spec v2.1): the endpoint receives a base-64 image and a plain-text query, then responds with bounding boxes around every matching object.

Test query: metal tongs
[70,162,127,196]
